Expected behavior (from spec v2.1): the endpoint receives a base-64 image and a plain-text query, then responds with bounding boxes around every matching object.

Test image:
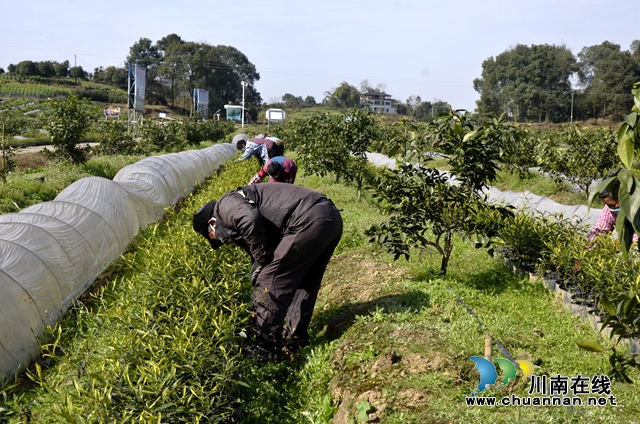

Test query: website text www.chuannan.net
[465,394,617,407]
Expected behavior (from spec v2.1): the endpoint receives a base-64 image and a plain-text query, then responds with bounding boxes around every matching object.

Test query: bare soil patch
[313,254,410,341]
[14,152,50,171]
[327,321,460,423]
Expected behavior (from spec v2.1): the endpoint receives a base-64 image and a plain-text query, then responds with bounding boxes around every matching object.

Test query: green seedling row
[0,83,73,97]
[0,98,39,111]
[1,159,259,422]
[0,75,80,87]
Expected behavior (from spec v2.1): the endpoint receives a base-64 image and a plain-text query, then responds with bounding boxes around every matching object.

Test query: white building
[360,91,397,114]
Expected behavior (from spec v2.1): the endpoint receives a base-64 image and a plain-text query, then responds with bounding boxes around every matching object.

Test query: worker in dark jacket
[192,184,343,361]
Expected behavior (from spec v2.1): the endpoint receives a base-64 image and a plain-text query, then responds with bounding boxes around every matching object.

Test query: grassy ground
[0,152,146,213]
[493,170,598,207]
[1,154,638,422]
[266,169,640,423]
[1,139,223,214]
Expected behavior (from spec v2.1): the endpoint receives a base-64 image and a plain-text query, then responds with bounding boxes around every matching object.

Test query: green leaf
[357,400,371,422]
[624,112,638,128]
[615,210,632,259]
[600,297,616,316]
[588,176,617,208]
[618,214,635,260]
[617,176,640,233]
[622,295,638,317]
[463,130,477,142]
[633,87,640,111]
[617,124,635,169]
[576,340,606,352]
[618,169,635,195]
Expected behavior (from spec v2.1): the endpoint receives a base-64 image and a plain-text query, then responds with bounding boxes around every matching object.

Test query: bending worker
[192,184,343,361]
[247,156,298,185]
[588,177,638,242]
[235,137,284,165]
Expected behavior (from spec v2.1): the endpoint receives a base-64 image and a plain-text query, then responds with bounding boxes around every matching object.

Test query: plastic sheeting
[366,152,602,227]
[0,143,236,382]
[485,187,600,226]
[232,133,248,149]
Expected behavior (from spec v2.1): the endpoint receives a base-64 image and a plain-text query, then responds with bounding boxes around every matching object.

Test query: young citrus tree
[276,111,349,179]
[367,110,513,275]
[539,126,619,198]
[0,114,24,184]
[386,117,421,159]
[94,120,139,155]
[43,95,94,164]
[492,118,537,179]
[276,108,381,200]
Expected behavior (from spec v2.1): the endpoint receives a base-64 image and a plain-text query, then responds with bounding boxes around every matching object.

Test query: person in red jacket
[247,156,297,185]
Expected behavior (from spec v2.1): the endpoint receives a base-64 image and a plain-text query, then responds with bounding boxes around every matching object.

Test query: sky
[1,0,638,111]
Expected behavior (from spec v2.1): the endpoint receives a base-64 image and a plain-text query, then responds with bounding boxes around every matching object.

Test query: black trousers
[253,200,343,349]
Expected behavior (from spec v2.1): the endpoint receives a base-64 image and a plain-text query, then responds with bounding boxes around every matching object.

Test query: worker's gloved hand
[250,261,263,286]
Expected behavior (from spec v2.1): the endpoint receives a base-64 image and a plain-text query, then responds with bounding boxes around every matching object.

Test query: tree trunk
[438,232,454,276]
[439,254,449,276]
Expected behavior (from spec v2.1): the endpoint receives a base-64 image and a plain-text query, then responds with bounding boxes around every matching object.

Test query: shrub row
[496,209,640,305]
[0,83,73,98]
[0,160,258,422]
[0,74,80,86]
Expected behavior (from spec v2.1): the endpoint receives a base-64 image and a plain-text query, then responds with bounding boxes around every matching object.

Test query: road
[16,143,99,154]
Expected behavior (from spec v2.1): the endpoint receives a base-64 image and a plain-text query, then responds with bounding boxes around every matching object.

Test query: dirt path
[16,142,99,154]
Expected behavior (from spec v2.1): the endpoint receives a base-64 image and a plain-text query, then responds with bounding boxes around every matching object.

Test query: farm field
[0,152,146,213]
[1,154,638,423]
[0,75,124,101]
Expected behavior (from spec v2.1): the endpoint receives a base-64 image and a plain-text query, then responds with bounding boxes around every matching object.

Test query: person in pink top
[248,156,298,185]
[588,178,638,242]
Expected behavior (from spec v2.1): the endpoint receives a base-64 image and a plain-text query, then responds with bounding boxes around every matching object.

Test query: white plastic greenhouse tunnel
[0,143,236,383]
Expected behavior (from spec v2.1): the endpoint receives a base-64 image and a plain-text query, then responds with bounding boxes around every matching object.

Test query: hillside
[0,76,193,120]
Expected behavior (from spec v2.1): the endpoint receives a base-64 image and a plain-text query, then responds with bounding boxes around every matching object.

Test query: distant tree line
[474,40,640,122]
[122,34,262,116]
[395,96,451,121]
[4,60,87,81]
[92,66,128,90]
[4,55,451,123]
[269,80,451,123]
[4,34,262,119]
[14,39,640,124]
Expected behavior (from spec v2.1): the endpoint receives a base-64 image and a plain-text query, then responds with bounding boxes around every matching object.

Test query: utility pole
[241,81,247,129]
[570,90,574,125]
[74,54,77,84]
